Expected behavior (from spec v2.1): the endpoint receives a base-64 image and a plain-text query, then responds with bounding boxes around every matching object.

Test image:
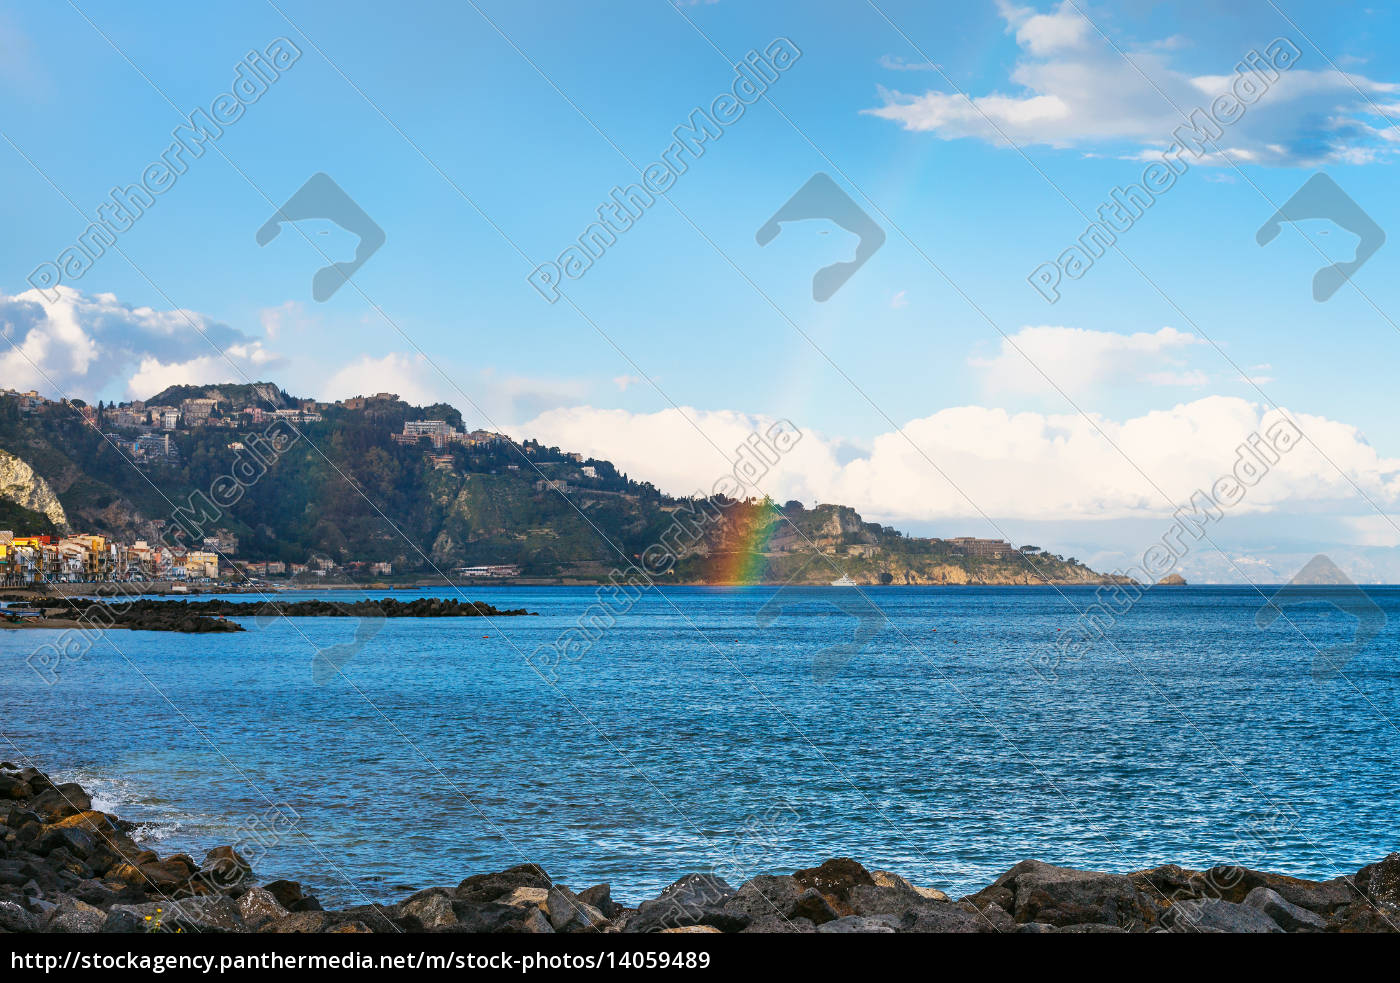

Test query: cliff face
[0,448,69,533]
[772,558,1130,587]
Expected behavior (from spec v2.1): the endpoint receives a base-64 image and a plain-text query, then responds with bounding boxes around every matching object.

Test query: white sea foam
[53,766,215,848]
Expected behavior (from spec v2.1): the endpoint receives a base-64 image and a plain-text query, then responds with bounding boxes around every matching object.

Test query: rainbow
[710,510,779,585]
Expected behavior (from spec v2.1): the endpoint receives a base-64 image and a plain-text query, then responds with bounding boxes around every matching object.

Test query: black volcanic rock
[1,762,1398,933]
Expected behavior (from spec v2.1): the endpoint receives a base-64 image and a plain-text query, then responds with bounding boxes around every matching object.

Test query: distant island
[1157,573,1188,586]
[0,383,1126,588]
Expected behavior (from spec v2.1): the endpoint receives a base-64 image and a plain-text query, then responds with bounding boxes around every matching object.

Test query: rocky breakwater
[3,764,1398,934]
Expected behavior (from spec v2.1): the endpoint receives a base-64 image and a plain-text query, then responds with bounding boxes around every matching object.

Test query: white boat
[830,575,858,587]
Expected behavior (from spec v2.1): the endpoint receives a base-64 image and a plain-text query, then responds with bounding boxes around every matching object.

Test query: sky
[3,0,1400,582]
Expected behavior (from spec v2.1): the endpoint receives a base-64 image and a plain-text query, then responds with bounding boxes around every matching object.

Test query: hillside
[0,384,1123,586]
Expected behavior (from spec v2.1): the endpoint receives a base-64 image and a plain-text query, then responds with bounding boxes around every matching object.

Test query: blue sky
[4,0,1400,581]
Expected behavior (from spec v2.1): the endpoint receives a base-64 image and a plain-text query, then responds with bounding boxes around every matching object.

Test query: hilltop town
[0,383,1120,588]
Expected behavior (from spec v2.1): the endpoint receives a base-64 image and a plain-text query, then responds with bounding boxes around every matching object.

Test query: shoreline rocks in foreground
[2,764,1397,934]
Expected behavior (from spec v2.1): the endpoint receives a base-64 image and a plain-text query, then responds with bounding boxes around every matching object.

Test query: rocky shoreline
[0,596,534,634]
[2,763,1397,934]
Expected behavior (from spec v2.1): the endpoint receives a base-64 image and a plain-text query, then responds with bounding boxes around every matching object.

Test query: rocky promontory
[2,764,1396,934]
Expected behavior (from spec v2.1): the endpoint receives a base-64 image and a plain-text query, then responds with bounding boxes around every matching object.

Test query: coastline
[2,761,1396,934]
[1,576,1137,600]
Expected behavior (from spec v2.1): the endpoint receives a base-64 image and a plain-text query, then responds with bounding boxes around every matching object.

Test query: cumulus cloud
[866,0,1400,166]
[127,344,277,400]
[970,325,1204,395]
[522,396,1400,524]
[321,352,590,428]
[0,285,275,400]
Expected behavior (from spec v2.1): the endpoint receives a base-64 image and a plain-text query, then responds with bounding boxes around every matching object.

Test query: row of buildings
[96,400,324,433]
[390,420,510,452]
[1,389,47,414]
[0,531,404,586]
[0,533,219,586]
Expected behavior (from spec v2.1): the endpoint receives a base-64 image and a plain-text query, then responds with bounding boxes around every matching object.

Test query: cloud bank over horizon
[9,285,1400,580]
[520,396,1400,527]
[0,286,276,401]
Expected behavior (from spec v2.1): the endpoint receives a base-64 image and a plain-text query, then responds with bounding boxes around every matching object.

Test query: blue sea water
[2,584,1399,907]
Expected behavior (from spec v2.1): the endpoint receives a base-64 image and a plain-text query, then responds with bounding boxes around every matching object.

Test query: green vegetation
[0,385,1120,585]
[0,499,59,537]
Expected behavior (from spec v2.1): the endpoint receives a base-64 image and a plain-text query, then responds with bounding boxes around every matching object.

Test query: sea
[2,584,1397,906]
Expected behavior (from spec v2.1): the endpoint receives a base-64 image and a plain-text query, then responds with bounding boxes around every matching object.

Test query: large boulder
[1242,886,1325,932]
[127,896,245,933]
[1326,901,1400,933]
[0,899,40,932]
[236,887,290,930]
[496,886,549,908]
[99,908,147,933]
[197,846,251,889]
[1354,853,1400,908]
[42,810,118,835]
[846,883,989,932]
[399,890,457,931]
[46,899,107,933]
[719,875,818,932]
[262,879,320,912]
[870,869,949,902]
[1133,863,1357,915]
[328,920,373,933]
[1160,898,1282,933]
[624,874,747,933]
[259,911,330,933]
[791,859,875,915]
[326,904,399,933]
[816,914,900,933]
[28,784,92,824]
[577,883,622,919]
[0,773,33,800]
[973,860,1156,929]
[451,901,542,933]
[545,885,608,933]
[456,864,550,904]
[515,909,554,934]
[136,858,194,893]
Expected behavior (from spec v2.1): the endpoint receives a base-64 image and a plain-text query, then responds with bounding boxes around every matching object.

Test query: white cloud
[865,0,1400,166]
[890,290,909,309]
[969,325,1204,395]
[322,352,443,407]
[0,285,274,400]
[878,55,942,72]
[258,301,312,340]
[522,396,1400,524]
[127,344,277,400]
[997,0,1089,55]
[320,352,589,428]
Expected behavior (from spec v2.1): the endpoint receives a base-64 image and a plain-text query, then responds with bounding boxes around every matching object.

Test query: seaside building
[945,537,1013,559]
[453,564,520,578]
[184,551,220,580]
